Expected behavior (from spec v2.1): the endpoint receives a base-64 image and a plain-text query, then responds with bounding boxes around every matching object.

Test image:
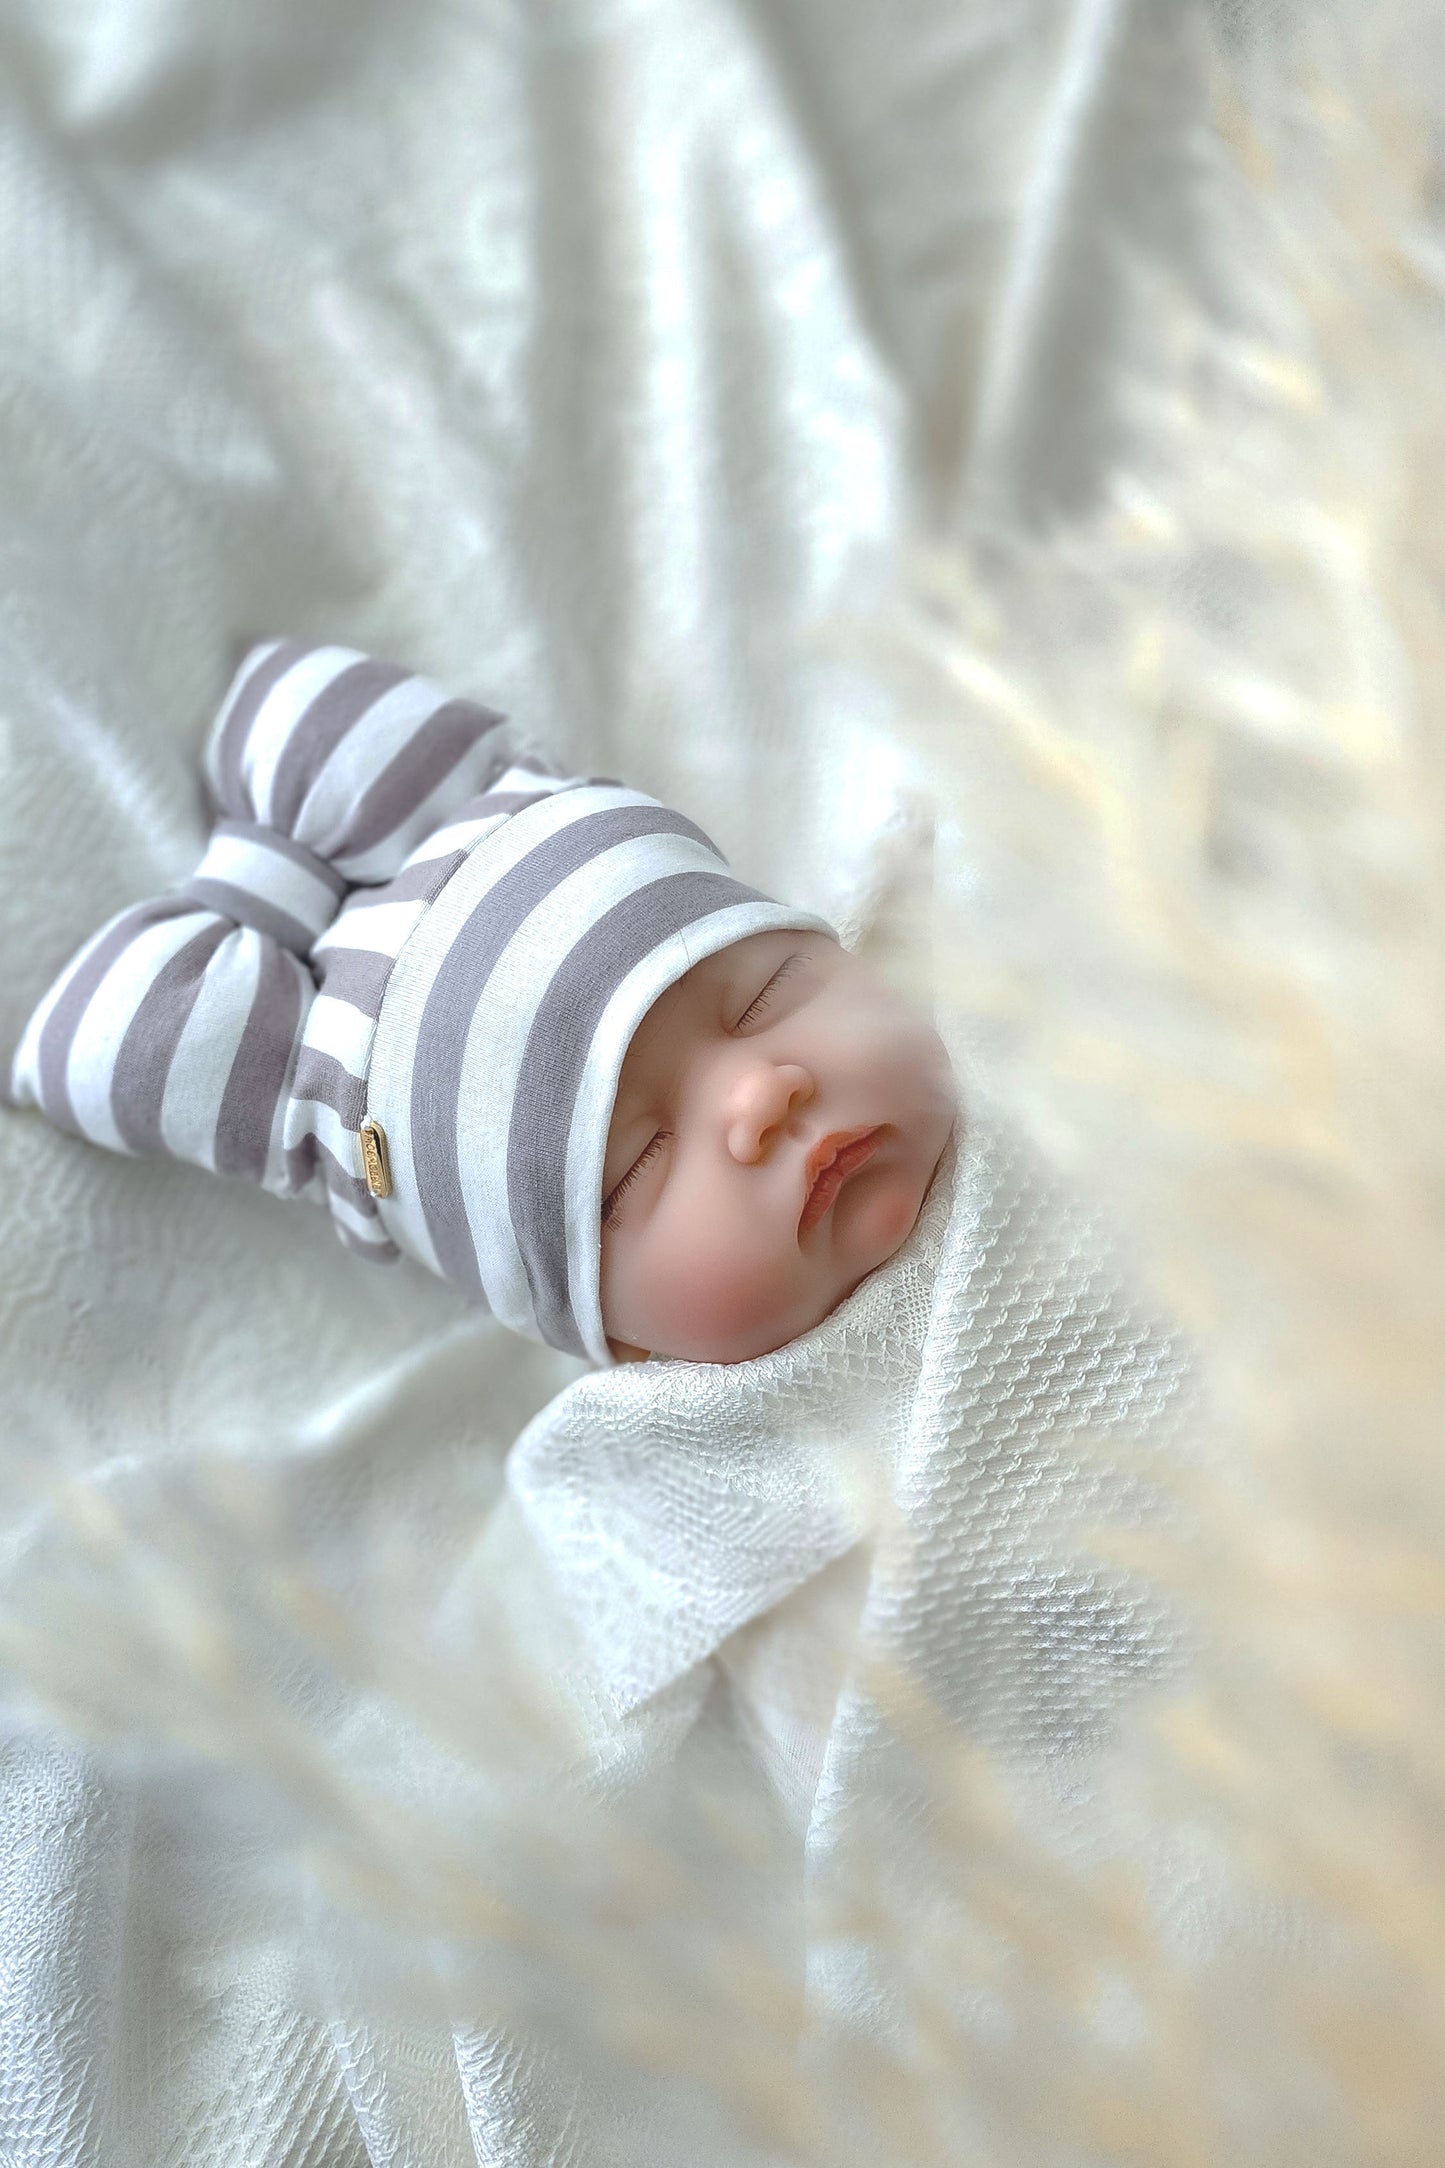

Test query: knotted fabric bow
[10,641,834,1364]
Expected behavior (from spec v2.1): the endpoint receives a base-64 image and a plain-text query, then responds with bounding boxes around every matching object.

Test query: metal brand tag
[359,1118,393,1199]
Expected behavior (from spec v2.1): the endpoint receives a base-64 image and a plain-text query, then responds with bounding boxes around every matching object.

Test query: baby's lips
[798,1126,881,1235]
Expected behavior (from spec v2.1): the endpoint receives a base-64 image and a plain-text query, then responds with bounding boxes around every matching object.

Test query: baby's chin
[606,1336,652,1363]
[607,1287,821,1367]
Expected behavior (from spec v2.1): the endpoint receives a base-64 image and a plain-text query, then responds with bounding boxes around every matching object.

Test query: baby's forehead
[671,924,835,1009]
[619,929,841,1073]
[701,925,807,967]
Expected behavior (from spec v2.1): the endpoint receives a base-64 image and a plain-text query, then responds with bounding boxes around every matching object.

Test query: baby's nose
[725,1062,814,1163]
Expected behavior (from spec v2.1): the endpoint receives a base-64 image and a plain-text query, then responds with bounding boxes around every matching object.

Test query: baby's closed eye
[734,952,805,1030]
[602,1131,672,1228]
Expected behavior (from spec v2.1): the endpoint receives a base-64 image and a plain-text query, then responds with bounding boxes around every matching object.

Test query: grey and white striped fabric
[10,641,835,1365]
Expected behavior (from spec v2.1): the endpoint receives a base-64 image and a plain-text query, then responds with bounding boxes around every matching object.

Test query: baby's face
[598,929,957,1364]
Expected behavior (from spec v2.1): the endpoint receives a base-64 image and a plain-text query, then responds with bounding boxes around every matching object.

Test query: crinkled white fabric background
[0,1,1314,2162]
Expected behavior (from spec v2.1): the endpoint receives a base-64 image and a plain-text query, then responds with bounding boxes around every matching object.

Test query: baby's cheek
[853,1174,919,1258]
[644,1234,792,1356]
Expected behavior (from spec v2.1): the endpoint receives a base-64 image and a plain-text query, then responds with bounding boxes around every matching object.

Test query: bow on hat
[9,638,537,1241]
[10,640,837,1364]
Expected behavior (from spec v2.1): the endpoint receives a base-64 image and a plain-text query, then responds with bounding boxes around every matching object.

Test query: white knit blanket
[407,1088,1204,2163]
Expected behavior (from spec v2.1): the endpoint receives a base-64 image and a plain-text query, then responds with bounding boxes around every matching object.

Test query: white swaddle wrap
[337,1078,1203,2164]
[467,1088,1196,1766]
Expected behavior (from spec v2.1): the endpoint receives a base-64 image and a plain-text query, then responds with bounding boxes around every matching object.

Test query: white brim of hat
[564,897,839,1367]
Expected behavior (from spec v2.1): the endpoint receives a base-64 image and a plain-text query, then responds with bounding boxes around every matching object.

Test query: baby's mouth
[798,1126,881,1236]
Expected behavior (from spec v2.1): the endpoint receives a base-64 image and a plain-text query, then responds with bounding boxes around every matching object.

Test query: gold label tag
[359,1118,393,1199]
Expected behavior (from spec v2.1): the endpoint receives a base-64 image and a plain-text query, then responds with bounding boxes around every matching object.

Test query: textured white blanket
[424,1088,1205,2162]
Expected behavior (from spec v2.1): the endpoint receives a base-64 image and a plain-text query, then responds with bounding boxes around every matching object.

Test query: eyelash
[602,1130,671,1229]
[601,953,804,1228]
[733,952,800,1029]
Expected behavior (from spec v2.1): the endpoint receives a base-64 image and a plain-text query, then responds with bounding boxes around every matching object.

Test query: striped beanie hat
[9,640,836,1366]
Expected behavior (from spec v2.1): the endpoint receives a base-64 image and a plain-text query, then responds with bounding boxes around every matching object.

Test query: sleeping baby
[8,642,1195,2140]
[9,640,958,1368]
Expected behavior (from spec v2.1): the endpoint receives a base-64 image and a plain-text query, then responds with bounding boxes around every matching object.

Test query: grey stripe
[267,658,412,833]
[215,943,307,1180]
[216,640,310,811]
[212,817,348,897]
[110,919,233,1154]
[340,851,465,910]
[290,1046,367,1126]
[284,1136,378,1215]
[181,877,318,958]
[36,900,195,1136]
[332,697,507,859]
[337,1224,401,1264]
[312,945,395,1020]
[511,870,769,1357]
[410,804,723,1301]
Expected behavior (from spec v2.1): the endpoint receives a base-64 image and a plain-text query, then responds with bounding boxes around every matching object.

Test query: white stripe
[562,901,835,1366]
[294,673,448,850]
[317,899,427,959]
[65,911,214,1153]
[391,814,508,867]
[159,929,263,1168]
[191,829,339,933]
[329,1190,388,1244]
[282,1095,366,1173]
[300,992,375,1077]
[308,927,393,969]
[488,764,579,797]
[287,1162,326,1210]
[523,766,578,788]
[203,641,286,802]
[265,1025,297,1194]
[9,904,142,1110]
[338,1223,400,1259]
[244,647,364,822]
[459,831,735,1332]
[366,785,672,1282]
